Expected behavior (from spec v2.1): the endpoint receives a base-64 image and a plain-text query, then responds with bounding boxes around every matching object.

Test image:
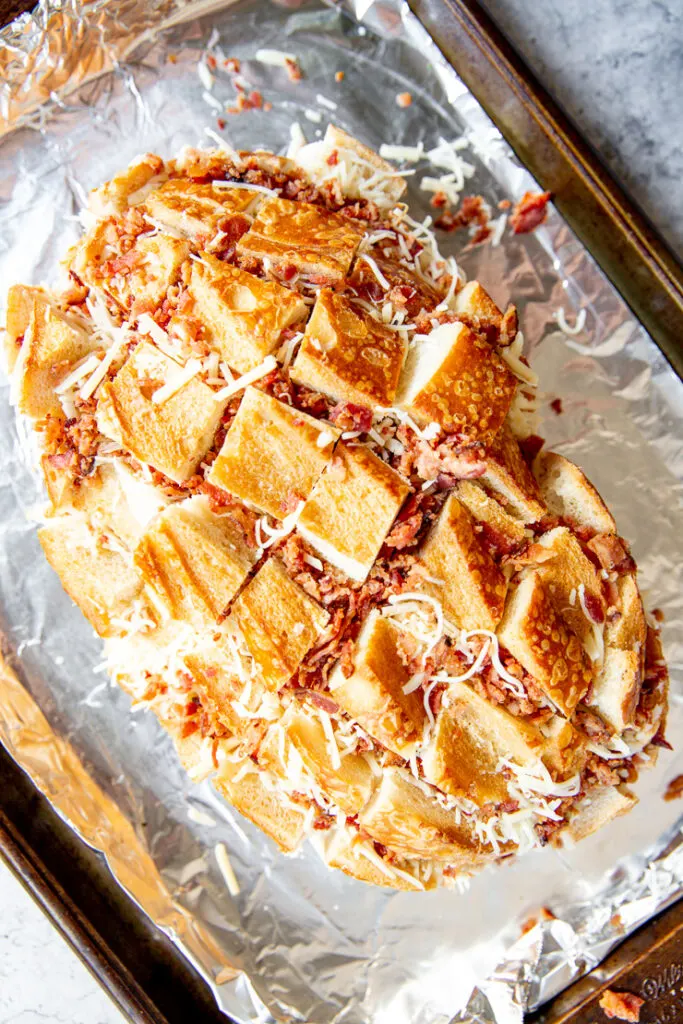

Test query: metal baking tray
[1,1,682,1022]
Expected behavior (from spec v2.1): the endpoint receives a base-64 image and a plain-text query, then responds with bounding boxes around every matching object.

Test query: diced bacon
[510,191,552,235]
[518,433,545,464]
[598,989,644,1022]
[291,689,339,715]
[586,533,636,573]
[329,401,373,433]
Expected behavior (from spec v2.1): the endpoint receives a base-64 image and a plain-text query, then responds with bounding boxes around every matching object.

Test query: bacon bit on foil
[435,194,491,244]
[598,989,644,1022]
[510,190,552,235]
[285,57,303,82]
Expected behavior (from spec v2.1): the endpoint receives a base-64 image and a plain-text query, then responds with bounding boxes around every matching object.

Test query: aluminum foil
[1,1,683,1022]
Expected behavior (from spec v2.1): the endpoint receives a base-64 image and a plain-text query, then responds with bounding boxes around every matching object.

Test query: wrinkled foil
[1,1,683,1022]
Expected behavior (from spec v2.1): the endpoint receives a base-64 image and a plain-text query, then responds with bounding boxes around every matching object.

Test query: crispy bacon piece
[586,533,636,574]
[510,191,552,235]
[518,433,545,465]
[598,989,644,1022]
[435,194,491,244]
[413,438,487,483]
[290,689,340,715]
[329,401,373,433]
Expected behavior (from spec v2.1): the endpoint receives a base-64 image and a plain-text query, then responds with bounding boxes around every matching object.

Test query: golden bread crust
[227,557,329,690]
[144,178,254,240]
[188,253,307,373]
[497,572,593,716]
[134,496,255,628]
[207,386,339,518]
[297,442,411,582]
[237,195,363,281]
[290,289,407,407]
[328,610,425,755]
[421,682,545,805]
[38,516,143,638]
[481,424,546,522]
[398,321,517,442]
[420,493,508,630]
[96,340,224,484]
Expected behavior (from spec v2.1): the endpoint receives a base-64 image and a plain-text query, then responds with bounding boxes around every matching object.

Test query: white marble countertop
[0,861,125,1024]
[1,3,680,1023]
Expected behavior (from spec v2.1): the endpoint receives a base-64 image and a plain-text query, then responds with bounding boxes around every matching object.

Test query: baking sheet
[1,1,683,1022]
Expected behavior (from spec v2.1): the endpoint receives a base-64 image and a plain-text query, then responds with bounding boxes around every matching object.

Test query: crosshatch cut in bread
[6,130,668,892]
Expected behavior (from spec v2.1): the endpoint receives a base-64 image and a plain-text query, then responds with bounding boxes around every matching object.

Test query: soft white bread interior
[328,610,425,756]
[533,450,617,534]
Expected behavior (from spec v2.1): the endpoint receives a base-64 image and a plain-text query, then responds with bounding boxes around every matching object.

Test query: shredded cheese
[151,358,202,405]
[254,47,297,67]
[188,806,217,827]
[378,142,424,163]
[212,355,277,400]
[555,307,586,336]
[359,253,390,290]
[215,842,241,896]
[55,354,102,394]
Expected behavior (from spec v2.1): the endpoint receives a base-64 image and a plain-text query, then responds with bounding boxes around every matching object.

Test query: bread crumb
[396,91,412,108]
[598,989,644,1022]
[664,773,683,801]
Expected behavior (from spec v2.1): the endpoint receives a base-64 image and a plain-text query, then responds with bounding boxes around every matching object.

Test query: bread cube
[144,178,255,242]
[358,767,488,863]
[96,341,224,484]
[4,284,44,373]
[453,279,503,321]
[226,557,329,690]
[533,450,616,535]
[536,526,606,650]
[183,640,266,735]
[207,387,339,519]
[88,154,164,218]
[421,681,545,805]
[397,321,517,442]
[455,480,527,549]
[297,442,411,582]
[419,493,508,630]
[328,610,425,755]
[188,253,307,373]
[560,786,636,845]
[605,574,646,652]
[236,195,363,282]
[314,828,429,891]
[497,572,593,716]
[283,704,376,815]
[215,757,306,853]
[289,289,407,407]
[591,648,641,733]
[71,226,190,312]
[481,424,546,523]
[296,125,408,206]
[38,516,143,638]
[134,495,255,628]
[11,296,96,418]
[42,459,165,552]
